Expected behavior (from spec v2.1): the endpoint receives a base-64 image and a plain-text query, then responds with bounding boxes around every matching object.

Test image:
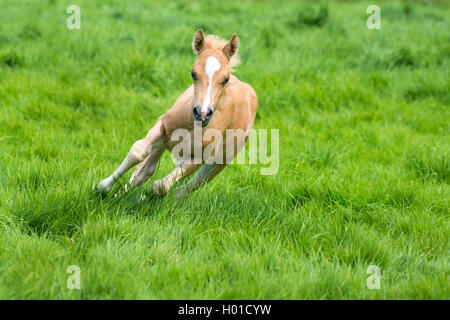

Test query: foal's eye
[191,70,197,80]
[222,75,230,86]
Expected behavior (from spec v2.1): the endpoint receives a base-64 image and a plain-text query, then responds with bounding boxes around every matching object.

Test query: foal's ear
[192,29,206,54]
[222,33,239,60]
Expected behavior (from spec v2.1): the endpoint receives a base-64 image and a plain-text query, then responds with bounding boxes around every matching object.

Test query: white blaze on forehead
[201,56,221,114]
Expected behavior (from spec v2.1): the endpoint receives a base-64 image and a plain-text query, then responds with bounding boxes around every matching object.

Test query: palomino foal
[97,30,258,198]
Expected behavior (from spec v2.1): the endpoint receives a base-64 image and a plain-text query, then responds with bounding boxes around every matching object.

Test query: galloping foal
[97,30,258,198]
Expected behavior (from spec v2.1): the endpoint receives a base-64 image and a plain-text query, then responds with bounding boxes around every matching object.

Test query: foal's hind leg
[151,158,200,196]
[96,119,165,194]
[174,163,227,199]
[174,131,246,198]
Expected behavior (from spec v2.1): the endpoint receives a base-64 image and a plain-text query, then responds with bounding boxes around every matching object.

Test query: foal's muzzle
[193,105,213,127]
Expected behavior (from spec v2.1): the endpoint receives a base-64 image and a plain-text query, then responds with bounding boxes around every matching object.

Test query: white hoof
[96,176,114,194]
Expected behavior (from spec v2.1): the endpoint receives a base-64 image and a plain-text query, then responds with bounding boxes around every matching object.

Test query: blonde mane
[203,35,240,69]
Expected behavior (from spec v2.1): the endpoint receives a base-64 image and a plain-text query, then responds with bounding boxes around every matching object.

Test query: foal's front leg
[129,139,165,188]
[96,119,164,194]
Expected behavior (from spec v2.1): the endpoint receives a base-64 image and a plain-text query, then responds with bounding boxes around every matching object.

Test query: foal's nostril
[206,109,213,117]
[193,107,200,118]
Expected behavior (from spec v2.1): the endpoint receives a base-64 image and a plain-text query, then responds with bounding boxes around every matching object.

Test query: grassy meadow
[0,0,449,299]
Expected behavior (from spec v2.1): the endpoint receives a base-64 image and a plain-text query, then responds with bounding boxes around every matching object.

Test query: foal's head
[190,30,239,127]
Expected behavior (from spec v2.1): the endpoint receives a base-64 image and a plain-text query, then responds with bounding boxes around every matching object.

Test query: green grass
[0,0,449,299]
